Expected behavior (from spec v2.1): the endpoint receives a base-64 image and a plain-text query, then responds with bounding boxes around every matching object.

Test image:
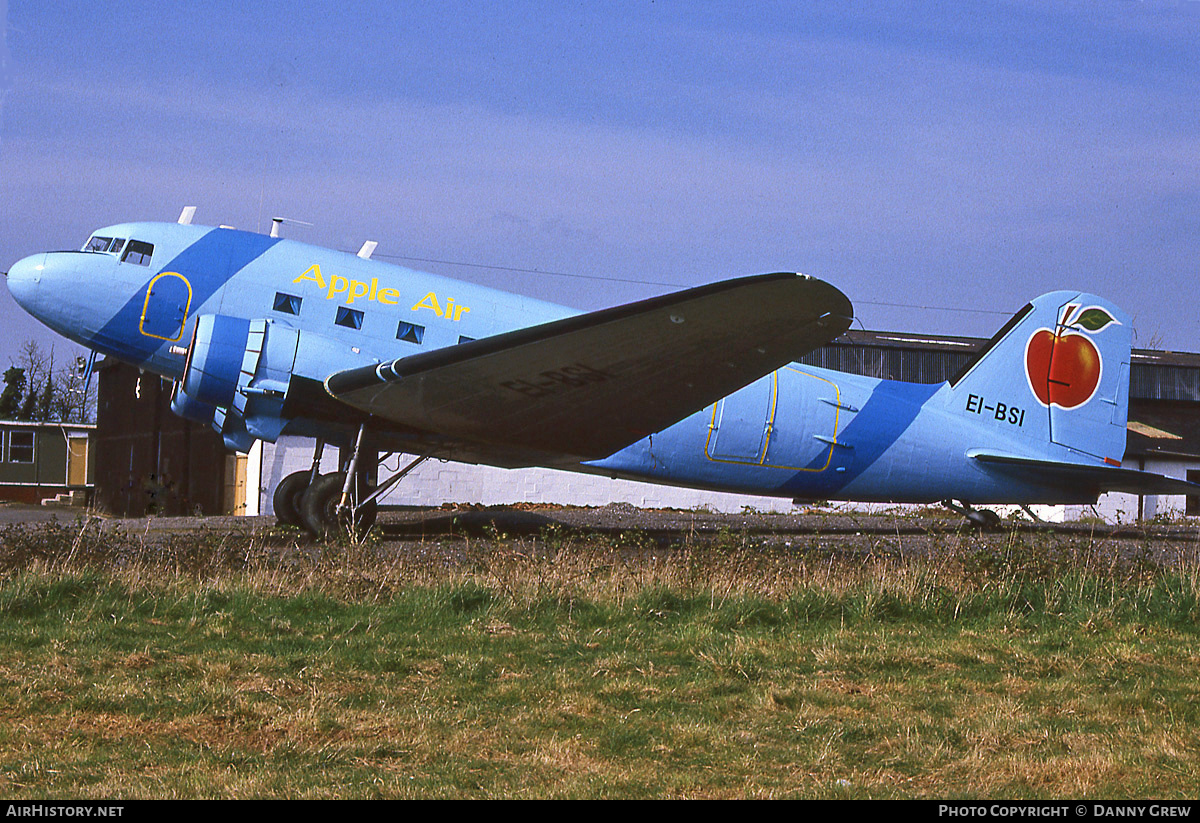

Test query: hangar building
[92,330,1200,523]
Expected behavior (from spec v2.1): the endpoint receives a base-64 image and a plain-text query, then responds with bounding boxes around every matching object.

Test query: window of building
[273,292,302,315]
[396,321,424,344]
[1188,470,1200,517]
[335,306,364,330]
[7,430,34,464]
[121,240,155,266]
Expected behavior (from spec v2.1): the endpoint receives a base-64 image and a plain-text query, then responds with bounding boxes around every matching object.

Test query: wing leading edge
[326,273,853,462]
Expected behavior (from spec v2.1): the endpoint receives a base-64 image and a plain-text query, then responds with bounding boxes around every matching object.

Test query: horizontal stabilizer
[970,451,1200,497]
[326,273,852,461]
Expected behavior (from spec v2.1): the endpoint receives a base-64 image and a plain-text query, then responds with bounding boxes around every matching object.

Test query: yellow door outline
[139,272,193,341]
[704,366,842,472]
[704,374,773,465]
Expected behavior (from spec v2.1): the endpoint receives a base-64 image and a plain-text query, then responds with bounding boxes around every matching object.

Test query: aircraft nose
[6,254,45,310]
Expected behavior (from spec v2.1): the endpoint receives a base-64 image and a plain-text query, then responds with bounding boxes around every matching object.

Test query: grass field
[1,511,1199,798]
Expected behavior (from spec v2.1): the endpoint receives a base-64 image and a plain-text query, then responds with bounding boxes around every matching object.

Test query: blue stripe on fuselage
[780,378,941,496]
[90,229,280,366]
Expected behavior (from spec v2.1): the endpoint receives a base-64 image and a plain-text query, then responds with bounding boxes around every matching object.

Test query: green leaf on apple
[1074,308,1116,332]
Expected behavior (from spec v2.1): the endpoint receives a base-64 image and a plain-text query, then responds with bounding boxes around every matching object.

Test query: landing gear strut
[942,499,1002,529]
[275,427,431,540]
[300,470,377,538]
[298,428,378,539]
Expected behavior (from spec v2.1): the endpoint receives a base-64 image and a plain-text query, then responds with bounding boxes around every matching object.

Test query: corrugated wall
[801,340,1200,402]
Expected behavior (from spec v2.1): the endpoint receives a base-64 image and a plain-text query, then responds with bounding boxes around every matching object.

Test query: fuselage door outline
[703,367,843,472]
[139,271,193,342]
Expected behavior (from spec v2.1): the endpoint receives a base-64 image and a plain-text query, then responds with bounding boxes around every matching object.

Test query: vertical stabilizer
[948,291,1131,465]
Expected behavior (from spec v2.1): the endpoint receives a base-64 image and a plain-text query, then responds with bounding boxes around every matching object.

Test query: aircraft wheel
[300,473,345,538]
[299,472,377,539]
[966,508,1002,530]
[272,471,311,528]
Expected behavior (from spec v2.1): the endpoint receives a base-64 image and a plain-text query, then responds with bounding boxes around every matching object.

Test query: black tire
[967,508,1002,530]
[299,472,378,539]
[300,473,345,538]
[273,470,311,527]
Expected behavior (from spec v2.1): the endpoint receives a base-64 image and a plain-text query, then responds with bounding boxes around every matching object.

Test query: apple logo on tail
[1025,305,1119,409]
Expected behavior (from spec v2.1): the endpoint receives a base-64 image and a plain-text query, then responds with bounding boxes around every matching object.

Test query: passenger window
[335,306,364,330]
[396,321,424,344]
[121,240,155,266]
[273,292,302,315]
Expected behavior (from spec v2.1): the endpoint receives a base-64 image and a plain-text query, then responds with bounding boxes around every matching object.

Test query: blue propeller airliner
[7,209,1196,534]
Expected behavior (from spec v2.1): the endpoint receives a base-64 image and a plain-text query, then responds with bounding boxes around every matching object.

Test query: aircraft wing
[325,273,852,462]
[969,451,1200,497]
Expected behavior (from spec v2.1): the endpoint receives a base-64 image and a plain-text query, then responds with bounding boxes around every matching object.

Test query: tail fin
[948,291,1131,465]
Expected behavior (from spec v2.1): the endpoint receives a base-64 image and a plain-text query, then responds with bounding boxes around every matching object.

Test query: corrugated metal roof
[800,330,1200,402]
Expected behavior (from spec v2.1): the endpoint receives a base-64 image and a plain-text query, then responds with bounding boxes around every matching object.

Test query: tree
[0,367,25,419]
[0,340,95,424]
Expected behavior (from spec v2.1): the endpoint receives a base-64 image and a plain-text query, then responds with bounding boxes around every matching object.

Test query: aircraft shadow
[369,505,1200,545]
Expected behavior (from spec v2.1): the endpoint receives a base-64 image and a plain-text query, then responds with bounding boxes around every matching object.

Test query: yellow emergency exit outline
[704,366,841,472]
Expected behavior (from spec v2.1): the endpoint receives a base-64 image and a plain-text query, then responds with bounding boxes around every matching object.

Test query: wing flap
[326,273,852,461]
[970,451,1200,497]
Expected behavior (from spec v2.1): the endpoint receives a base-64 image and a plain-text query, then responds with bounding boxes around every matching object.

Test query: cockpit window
[121,240,154,266]
[82,236,129,255]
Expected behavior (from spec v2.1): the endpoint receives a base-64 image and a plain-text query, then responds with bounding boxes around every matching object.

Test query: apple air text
[293,264,471,321]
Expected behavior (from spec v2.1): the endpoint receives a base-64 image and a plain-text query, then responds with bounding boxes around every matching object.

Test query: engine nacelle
[169,381,218,425]
[181,314,251,409]
[176,313,375,451]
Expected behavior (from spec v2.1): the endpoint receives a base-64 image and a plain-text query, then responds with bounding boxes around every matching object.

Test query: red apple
[1025,329,1101,408]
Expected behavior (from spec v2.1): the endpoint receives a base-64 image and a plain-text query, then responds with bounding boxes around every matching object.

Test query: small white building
[1068,400,1200,524]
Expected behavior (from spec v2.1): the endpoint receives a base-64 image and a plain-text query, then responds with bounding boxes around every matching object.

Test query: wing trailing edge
[326,273,852,461]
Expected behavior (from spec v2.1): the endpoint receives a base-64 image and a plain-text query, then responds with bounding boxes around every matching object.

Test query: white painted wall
[244,440,262,516]
[252,436,1198,523]
[255,436,798,515]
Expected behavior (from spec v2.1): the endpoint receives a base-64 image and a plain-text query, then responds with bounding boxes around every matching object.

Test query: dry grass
[0,514,1198,797]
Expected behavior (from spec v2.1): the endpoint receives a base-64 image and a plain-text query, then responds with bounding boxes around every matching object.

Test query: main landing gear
[273,427,430,539]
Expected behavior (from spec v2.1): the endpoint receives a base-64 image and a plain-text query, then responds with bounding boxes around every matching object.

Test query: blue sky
[2,1,1199,369]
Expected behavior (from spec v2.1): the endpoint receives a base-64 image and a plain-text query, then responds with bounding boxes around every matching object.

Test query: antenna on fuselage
[270,217,314,238]
[357,241,378,259]
[178,206,197,225]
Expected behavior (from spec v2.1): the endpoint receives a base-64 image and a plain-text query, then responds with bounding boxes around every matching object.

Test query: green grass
[1,516,1199,798]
